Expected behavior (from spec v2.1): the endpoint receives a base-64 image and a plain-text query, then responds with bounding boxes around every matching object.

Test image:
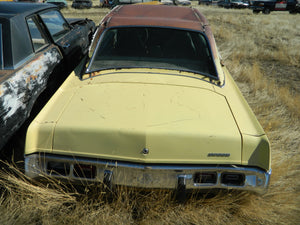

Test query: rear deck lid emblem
[142,148,149,154]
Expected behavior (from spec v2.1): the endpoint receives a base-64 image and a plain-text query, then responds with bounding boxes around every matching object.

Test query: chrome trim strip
[25,154,271,194]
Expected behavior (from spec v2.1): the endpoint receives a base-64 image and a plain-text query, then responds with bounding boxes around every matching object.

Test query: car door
[27,15,65,92]
[16,16,63,116]
[38,9,85,71]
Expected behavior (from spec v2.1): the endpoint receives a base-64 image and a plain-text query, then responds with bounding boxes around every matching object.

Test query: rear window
[88,27,217,78]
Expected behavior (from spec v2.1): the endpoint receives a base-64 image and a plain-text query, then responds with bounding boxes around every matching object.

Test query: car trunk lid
[52,80,242,164]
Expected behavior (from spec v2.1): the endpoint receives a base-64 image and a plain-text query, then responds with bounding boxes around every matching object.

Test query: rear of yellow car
[25,68,271,193]
[24,4,271,194]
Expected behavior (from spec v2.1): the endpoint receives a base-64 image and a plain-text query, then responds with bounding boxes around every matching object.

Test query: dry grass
[1,4,300,225]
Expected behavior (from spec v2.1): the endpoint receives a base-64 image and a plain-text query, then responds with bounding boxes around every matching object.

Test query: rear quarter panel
[0,46,63,150]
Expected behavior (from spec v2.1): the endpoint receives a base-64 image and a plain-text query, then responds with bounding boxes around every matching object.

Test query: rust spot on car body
[26,75,38,83]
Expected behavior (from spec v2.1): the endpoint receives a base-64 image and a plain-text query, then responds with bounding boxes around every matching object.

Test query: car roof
[103,4,209,32]
[97,5,219,60]
[0,2,57,69]
[0,2,56,19]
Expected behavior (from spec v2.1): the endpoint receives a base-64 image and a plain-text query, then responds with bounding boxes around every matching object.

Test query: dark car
[72,0,93,9]
[251,0,299,14]
[230,0,249,8]
[0,2,95,152]
[46,0,68,9]
[198,0,213,5]
[218,0,249,7]
[217,0,232,7]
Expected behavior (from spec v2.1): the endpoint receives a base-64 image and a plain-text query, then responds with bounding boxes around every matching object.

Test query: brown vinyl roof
[103,5,209,32]
[94,4,219,61]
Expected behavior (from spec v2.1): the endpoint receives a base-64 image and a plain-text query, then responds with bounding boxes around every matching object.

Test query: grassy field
[1,3,300,225]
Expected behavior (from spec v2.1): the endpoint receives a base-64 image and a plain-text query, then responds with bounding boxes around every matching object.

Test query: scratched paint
[0,47,62,150]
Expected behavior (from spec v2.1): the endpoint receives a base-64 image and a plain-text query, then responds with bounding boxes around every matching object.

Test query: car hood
[51,77,242,165]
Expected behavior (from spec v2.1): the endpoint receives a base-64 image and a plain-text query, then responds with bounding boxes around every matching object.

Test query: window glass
[88,27,217,78]
[27,18,49,52]
[40,10,70,42]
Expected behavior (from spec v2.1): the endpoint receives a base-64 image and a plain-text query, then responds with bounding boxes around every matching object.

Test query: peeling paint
[0,47,62,150]
[1,49,61,120]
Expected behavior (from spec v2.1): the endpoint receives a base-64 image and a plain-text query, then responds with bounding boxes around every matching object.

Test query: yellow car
[25,4,271,194]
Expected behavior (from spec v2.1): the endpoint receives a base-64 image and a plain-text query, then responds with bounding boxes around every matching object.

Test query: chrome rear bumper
[25,154,271,194]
